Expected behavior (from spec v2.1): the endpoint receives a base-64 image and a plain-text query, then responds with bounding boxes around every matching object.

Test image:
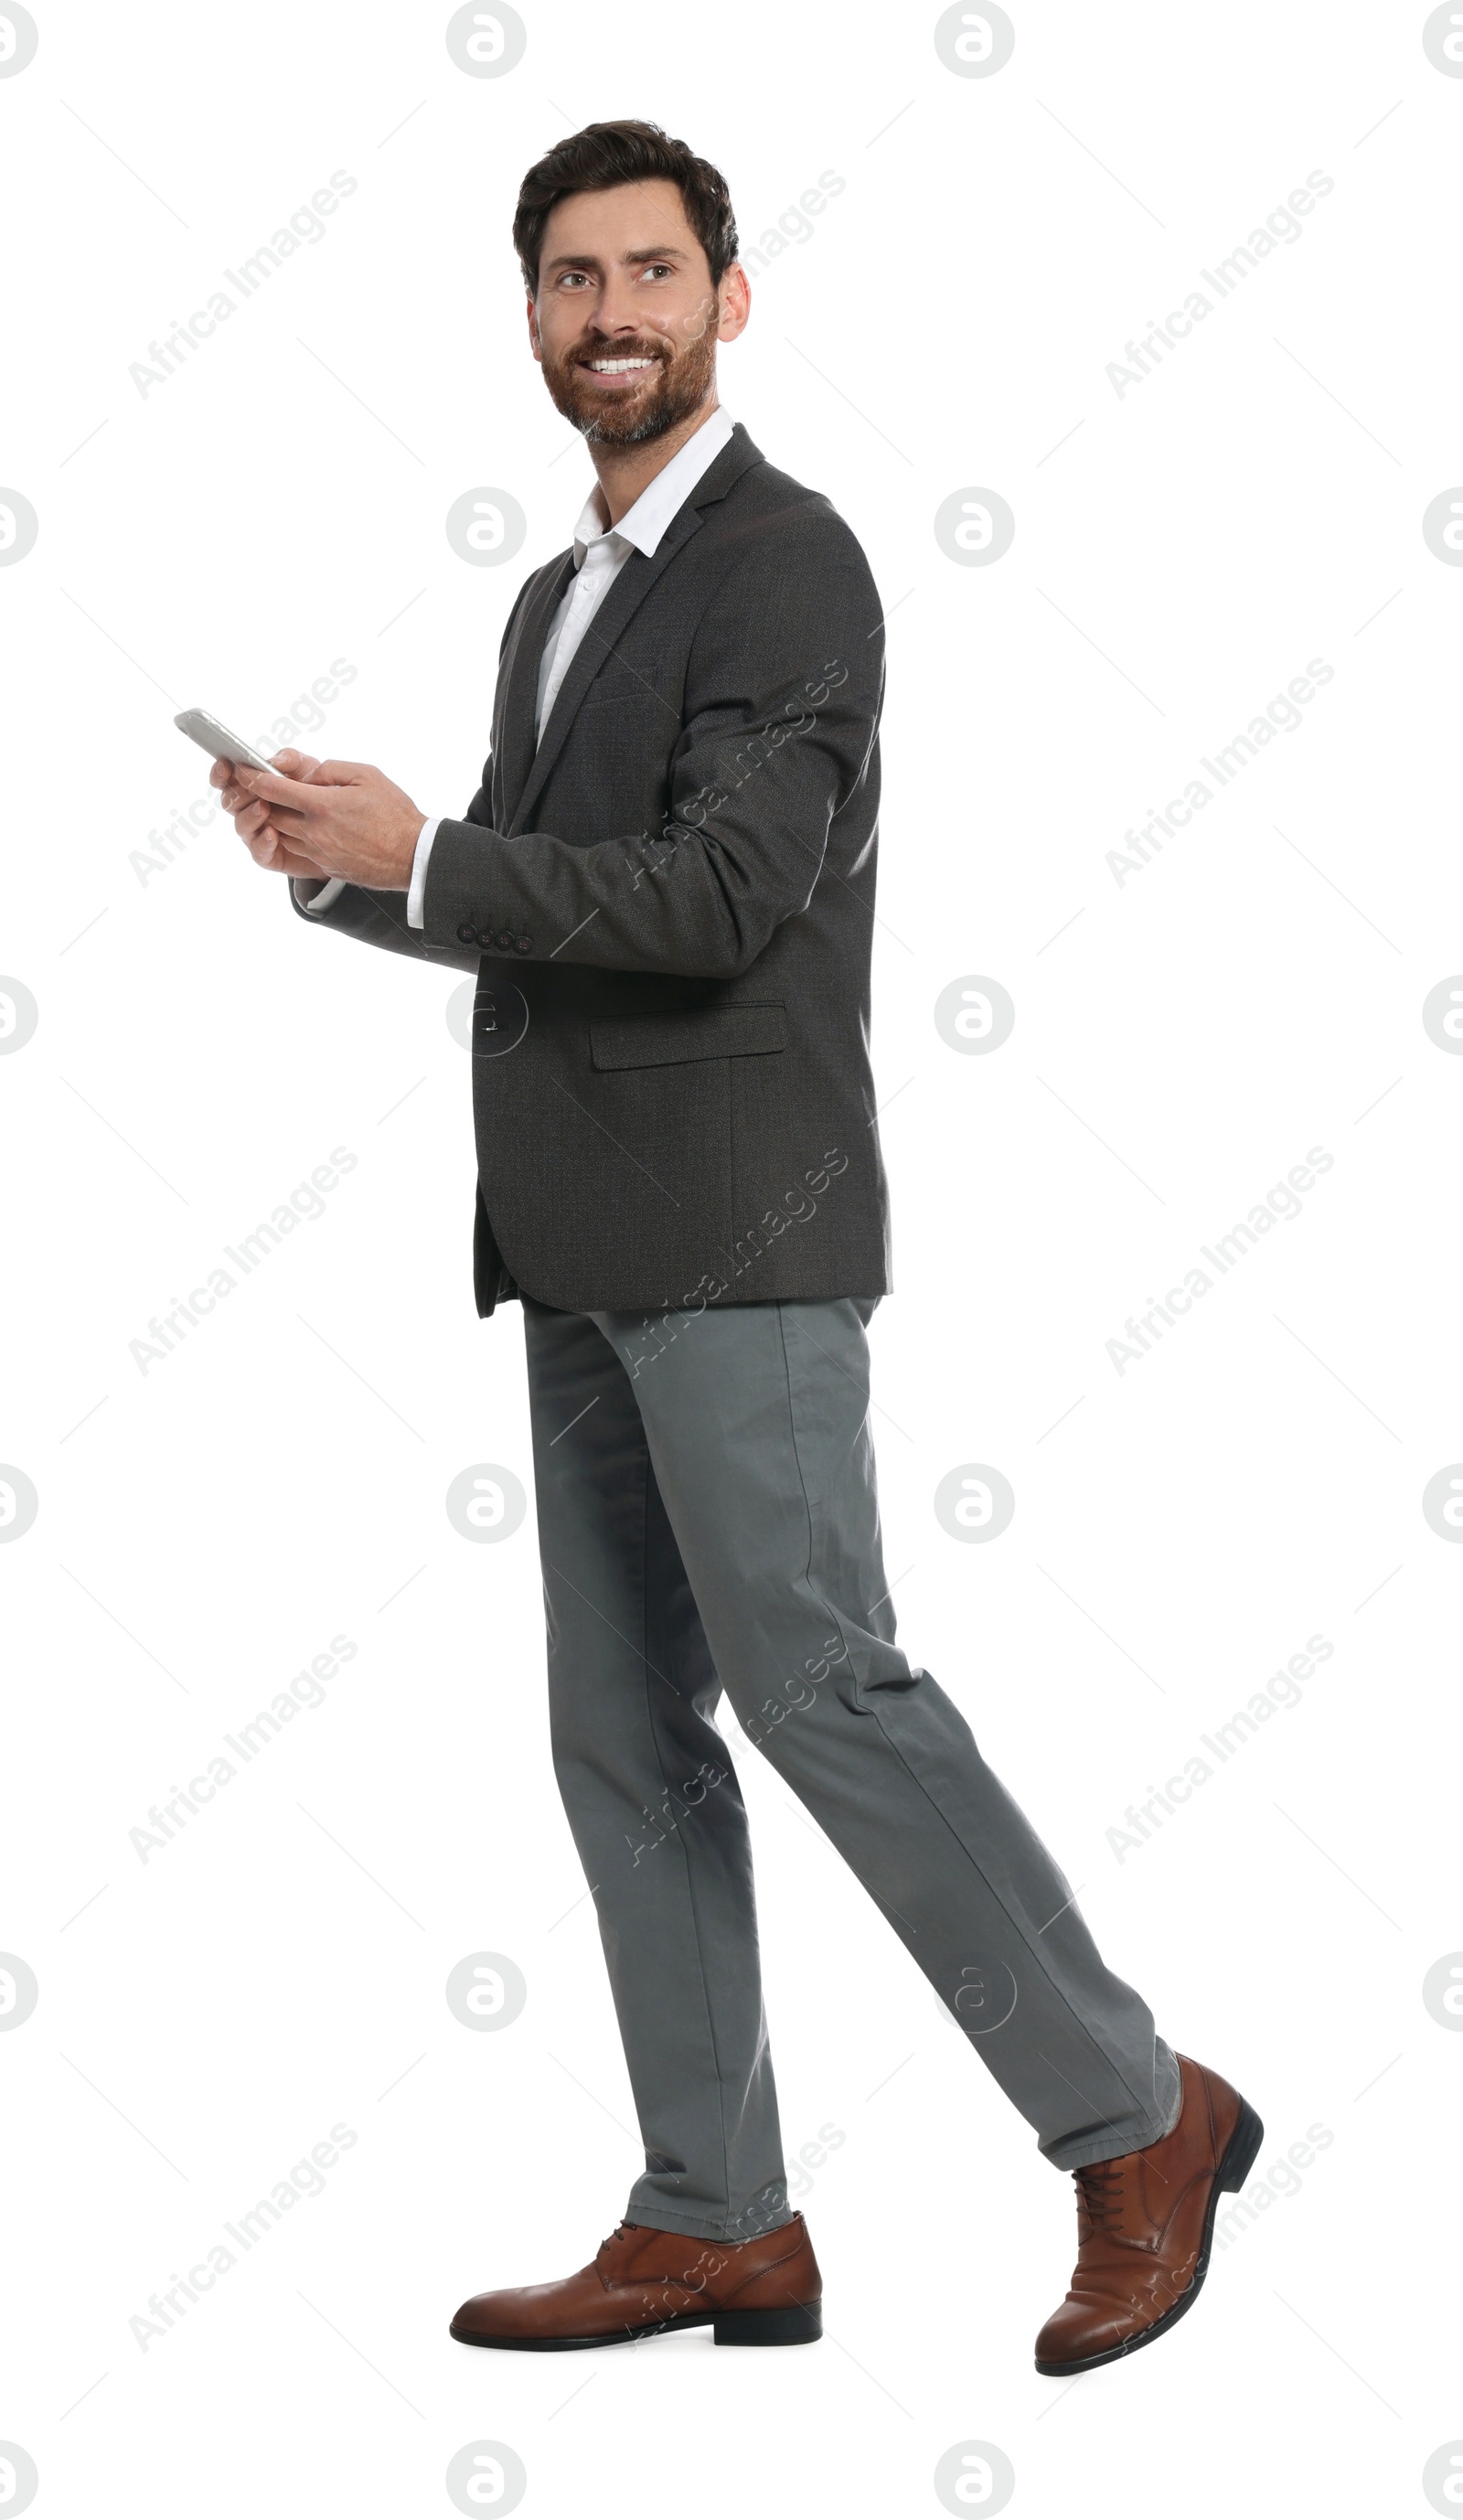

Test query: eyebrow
[542,243,689,276]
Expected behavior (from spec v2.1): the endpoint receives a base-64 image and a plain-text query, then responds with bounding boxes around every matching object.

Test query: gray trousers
[522,1291,1181,2243]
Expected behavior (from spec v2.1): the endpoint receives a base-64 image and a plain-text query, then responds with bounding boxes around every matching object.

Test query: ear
[716,263,752,346]
[526,291,542,365]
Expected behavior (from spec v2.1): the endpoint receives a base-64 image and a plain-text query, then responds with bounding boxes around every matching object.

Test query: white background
[3,3,1461,2514]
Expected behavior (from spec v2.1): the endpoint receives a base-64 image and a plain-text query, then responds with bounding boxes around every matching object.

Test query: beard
[540,319,719,446]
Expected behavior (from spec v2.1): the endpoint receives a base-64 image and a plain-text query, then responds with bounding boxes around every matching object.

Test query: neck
[588,395,721,529]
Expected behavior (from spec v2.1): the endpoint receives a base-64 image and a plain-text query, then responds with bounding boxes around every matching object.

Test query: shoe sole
[1034,2096,1265,2377]
[450,2301,823,2351]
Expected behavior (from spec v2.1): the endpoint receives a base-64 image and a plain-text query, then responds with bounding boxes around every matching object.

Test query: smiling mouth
[578,355,659,379]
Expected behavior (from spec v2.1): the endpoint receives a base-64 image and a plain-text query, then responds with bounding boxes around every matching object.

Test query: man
[217,119,1262,2372]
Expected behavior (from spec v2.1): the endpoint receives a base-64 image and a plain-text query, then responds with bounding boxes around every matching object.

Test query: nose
[590,272,648,337]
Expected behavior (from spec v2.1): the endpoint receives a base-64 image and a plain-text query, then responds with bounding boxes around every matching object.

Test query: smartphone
[174,708,277,774]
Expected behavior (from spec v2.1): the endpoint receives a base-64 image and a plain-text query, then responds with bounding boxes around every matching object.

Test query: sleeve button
[456,923,477,945]
[515,934,532,954]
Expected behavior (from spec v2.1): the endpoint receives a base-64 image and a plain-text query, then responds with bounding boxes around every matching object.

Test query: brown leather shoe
[1034,2054,1263,2376]
[450,2212,823,2352]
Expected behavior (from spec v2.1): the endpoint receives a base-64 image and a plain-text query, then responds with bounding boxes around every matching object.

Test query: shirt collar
[569,405,736,564]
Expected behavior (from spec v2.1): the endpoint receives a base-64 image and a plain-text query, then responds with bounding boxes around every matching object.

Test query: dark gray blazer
[292,422,892,1317]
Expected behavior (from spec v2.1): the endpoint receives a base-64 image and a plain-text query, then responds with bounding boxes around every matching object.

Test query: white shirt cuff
[298,876,347,914]
[407,817,439,930]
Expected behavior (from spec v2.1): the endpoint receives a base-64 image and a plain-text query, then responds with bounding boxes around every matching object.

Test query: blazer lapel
[497,550,575,827]
[508,422,766,837]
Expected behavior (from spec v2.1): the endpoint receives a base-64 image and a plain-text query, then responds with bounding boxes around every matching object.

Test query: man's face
[529,177,743,446]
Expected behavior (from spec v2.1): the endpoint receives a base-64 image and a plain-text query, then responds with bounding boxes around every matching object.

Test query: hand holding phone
[176,706,426,892]
[181,710,331,880]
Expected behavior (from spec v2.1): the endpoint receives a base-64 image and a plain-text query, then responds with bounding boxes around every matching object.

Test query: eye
[642,262,673,280]
[558,271,592,290]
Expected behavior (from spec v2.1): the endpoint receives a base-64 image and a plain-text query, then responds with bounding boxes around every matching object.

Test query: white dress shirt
[300,404,736,929]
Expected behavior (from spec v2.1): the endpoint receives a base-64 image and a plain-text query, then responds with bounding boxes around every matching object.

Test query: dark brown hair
[513,119,739,296]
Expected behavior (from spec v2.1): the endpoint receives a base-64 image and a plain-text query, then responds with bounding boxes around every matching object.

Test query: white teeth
[586,358,653,373]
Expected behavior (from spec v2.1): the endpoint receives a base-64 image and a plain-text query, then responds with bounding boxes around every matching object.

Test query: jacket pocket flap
[589,1002,788,1071]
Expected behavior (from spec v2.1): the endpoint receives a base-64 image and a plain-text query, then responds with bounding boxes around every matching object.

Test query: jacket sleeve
[421,513,885,980]
[287,864,484,974]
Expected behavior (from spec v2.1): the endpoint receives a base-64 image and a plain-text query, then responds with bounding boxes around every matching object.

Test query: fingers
[240,817,283,866]
[230,763,326,811]
[240,809,288,862]
[207,761,326,875]
[219,783,283,827]
[245,796,314,831]
[242,756,367,796]
[208,747,323,793]
[208,753,254,785]
[240,817,326,879]
[226,795,296,859]
[264,839,331,879]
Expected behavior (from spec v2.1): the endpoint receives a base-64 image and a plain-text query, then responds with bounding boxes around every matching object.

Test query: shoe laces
[1075,2160,1129,2233]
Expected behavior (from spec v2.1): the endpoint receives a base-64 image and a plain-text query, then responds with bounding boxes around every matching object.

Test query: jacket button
[456,923,476,945]
[515,934,532,954]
